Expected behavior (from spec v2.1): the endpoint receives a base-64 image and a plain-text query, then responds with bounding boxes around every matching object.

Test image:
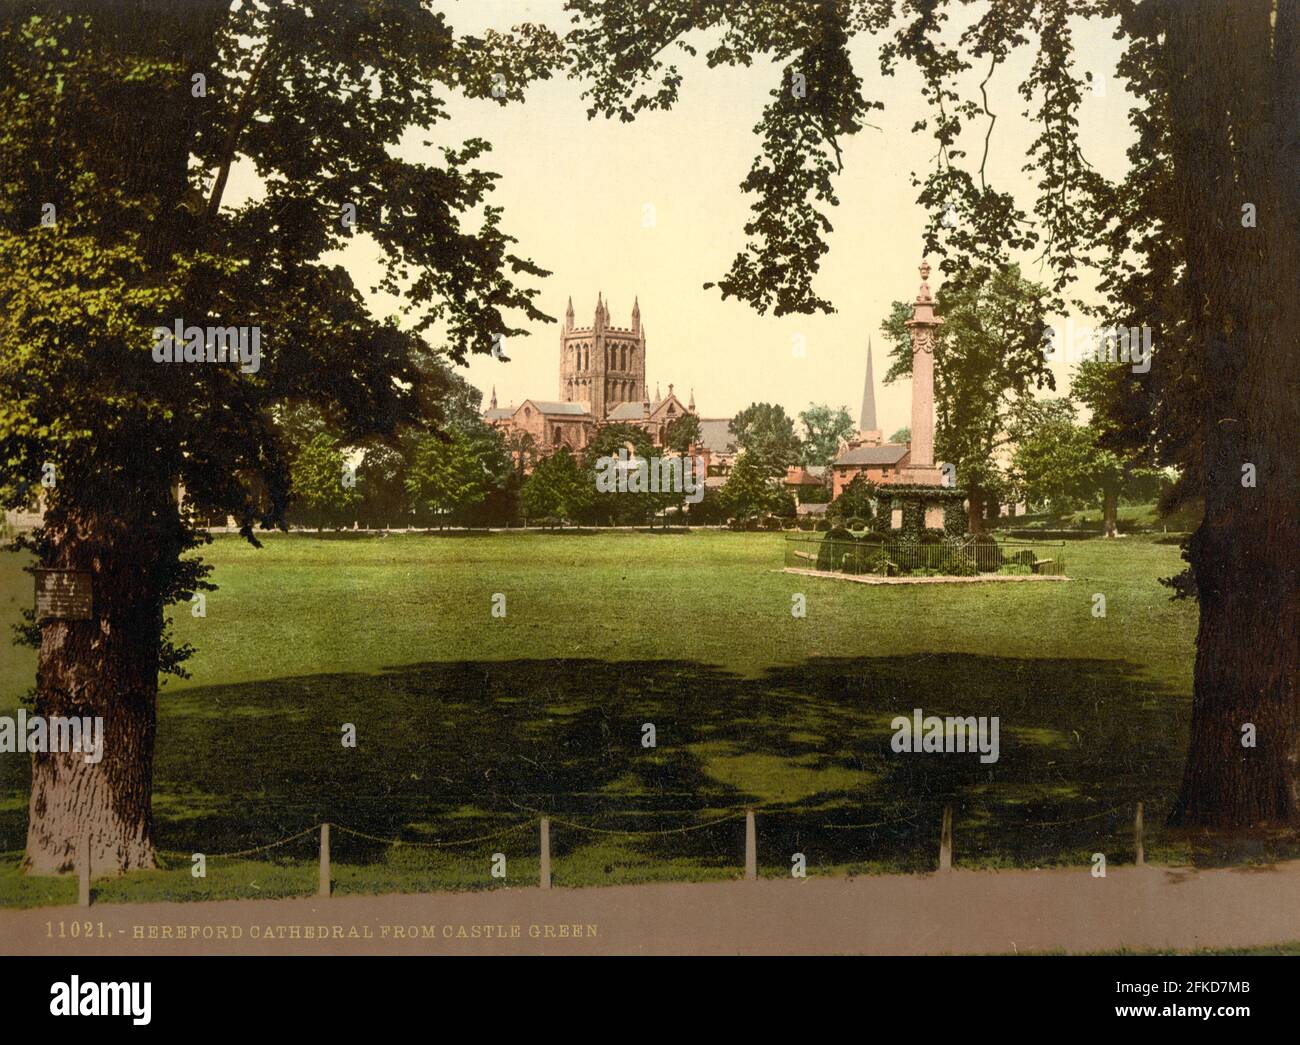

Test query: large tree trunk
[23,498,176,874]
[1167,0,1300,826]
[966,487,985,536]
[1101,488,1119,538]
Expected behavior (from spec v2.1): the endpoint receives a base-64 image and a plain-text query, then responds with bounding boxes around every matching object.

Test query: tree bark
[1101,488,1119,538]
[966,487,985,535]
[23,496,177,874]
[1167,0,1300,826]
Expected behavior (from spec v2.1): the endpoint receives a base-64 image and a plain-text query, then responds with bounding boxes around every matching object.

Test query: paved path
[4,861,1299,955]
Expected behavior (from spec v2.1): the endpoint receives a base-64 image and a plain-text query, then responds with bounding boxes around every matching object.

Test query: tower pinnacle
[860,338,878,436]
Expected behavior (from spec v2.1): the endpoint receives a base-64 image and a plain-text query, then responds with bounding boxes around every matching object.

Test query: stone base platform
[782,567,1070,585]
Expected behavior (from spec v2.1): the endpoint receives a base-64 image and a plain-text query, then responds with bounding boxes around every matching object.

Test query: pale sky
[241,1,1136,432]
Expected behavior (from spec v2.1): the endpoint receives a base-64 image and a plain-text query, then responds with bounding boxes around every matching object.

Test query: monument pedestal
[900,466,944,486]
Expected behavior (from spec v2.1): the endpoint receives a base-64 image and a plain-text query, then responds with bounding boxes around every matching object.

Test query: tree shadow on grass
[1,655,1293,878]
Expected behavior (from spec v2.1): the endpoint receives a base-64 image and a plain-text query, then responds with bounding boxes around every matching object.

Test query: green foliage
[943,500,968,538]
[828,473,876,524]
[357,443,410,527]
[521,448,592,523]
[722,450,791,519]
[664,412,702,454]
[888,427,910,445]
[290,432,360,528]
[581,423,677,524]
[898,499,926,543]
[1010,395,1166,529]
[798,403,855,466]
[0,2,566,681]
[405,420,511,526]
[729,402,802,475]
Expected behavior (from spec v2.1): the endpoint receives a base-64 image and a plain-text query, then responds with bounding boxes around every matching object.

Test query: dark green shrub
[948,552,978,576]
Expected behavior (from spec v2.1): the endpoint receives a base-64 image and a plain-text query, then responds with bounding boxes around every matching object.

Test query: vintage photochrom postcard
[0,0,1296,1021]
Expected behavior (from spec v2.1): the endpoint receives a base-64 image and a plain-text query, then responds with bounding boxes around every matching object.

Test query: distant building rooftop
[696,418,736,454]
[834,444,909,467]
[606,399,662,420]
[525,400,591,416]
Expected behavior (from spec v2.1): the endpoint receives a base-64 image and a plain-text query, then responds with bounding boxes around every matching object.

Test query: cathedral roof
[483,407,513,421]
[606,394,685,421]
[696,418,737,454]
[522,400,591,416]
[606,400,657,420]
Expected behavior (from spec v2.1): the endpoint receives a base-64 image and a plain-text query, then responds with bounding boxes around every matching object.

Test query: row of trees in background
[283,368,821,528]
[286,382,896,528]
[283,361,1173,534]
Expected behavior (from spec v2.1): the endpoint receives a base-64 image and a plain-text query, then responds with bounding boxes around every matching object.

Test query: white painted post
[78,833,91,908]
[939,806,953,872]
[318,823,331,897]
[745,810,757,881]
[540,817,551,889]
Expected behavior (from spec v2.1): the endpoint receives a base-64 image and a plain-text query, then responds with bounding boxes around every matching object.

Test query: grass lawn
[1,529,1294,908]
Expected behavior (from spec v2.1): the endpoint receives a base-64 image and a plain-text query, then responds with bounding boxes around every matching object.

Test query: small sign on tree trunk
[34,568,94,621]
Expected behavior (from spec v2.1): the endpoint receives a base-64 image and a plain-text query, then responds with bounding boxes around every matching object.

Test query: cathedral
[484,296,736,473]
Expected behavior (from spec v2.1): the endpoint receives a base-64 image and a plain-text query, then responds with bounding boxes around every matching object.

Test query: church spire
[688,387,695,411]
[594,292,606,332]
[565,296,574,331]
[631,295,641,335]
[490,385,497,409]
[860,338,878,435]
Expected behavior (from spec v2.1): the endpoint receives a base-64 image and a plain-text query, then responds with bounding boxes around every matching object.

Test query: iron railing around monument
[783,534,1066,577]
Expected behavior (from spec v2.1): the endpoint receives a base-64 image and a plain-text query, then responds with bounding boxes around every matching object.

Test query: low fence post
[939,805,953,872]
[78,833,91,908]
[540,817,551,890]
[1134,802,1145,867]
[744,810,757,881]
[318,823,331,898]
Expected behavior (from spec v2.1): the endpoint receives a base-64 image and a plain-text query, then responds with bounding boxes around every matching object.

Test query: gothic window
[555,426,563,444]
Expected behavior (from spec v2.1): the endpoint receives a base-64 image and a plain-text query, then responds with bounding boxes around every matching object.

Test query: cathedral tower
[559,294,647,419]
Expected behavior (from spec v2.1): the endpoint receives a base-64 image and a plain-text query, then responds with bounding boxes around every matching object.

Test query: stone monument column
[902,261,943,486]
